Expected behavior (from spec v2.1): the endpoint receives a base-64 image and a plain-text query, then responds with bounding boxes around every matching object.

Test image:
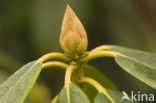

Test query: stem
[79,77,115,103]
[80,51,119,63]
[38,52,70,63]
[42,61,68,70]
[65,62,77,87]
[90,45,111,53]
[64,62,77,103]
[71,63,85,84]
[51,95,58,103]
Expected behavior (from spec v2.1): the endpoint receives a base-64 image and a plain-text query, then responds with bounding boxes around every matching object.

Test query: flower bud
[60,5,88,58]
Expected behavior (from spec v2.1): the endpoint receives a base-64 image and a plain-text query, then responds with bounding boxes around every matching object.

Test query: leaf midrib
[117,53,156,70]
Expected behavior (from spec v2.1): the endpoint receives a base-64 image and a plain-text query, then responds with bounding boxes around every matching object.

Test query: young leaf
[94,90,137,103]
[107,45,156,89]
[0,61,42,103]
[56,82,90,103]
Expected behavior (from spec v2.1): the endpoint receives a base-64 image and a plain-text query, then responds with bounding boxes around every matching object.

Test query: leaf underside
[0,61,42,103]
[107,46,156,89]
[56,82,138,103]
[57,82,90,103]
[56,65,138,103]
[94,90,137,103]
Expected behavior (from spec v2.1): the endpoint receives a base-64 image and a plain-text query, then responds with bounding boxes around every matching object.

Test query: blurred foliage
[29,83,51,103]
[0,0,156,102]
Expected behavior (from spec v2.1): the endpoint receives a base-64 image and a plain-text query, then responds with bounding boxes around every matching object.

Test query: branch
[38,52,70,63]
[90,45,111,53]
[80,51,118,63]
[65,62,77,87]
[42,61,68,70]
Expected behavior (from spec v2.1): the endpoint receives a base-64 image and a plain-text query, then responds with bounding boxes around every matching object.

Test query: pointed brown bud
[60,5,88,58]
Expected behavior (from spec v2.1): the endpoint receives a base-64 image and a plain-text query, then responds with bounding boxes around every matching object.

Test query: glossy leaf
[94,90,137,103]
[56,82,90,103]
[107,45,156,89]
[0,61,42,103]
[81,65,117,102]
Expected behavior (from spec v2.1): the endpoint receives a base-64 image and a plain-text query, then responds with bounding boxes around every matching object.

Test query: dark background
[0,0,156,102]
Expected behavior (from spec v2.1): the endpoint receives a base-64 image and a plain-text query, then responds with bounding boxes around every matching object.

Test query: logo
[121,91,131,101]
[121,91,155,102]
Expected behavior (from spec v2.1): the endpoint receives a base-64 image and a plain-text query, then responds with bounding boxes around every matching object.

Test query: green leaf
[29,83,51,103]
[0,61,42,103]
[81,65,117,102]
[84,65,117,90]
[107,45,156,89]
[57,82,90,103]
[94,90,137,103]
